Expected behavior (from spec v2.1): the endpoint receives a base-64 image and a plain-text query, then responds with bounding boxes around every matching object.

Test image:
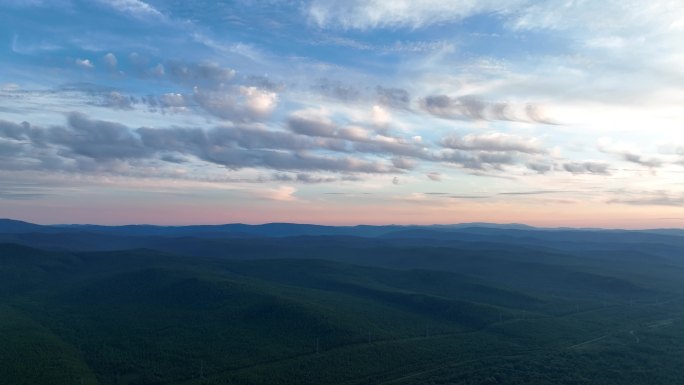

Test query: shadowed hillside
[2,222,684,384]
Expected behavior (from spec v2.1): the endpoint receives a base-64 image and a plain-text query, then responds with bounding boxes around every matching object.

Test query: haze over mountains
[2,217,683,238]
[2,218,684,257]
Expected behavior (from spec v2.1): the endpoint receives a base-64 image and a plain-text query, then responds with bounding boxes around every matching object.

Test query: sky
[1,0,684,227]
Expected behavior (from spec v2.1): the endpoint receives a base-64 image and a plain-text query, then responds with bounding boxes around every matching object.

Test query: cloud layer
[2,0,684,225]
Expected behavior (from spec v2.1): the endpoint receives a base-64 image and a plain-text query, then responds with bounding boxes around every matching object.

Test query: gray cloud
[49,112,150,160]
[272,173,341,184]
[313,78,361,102]
[123,56,236,88]
[609,194,684,207]
[427,172,442,181]
[449,195,489,199]
[0,120,33,141]
[376,86,410,109]
[0,113,398,176]
[438,150,518,170]
[244,75,285,92]
[0,139,25,157]
[599,143,664,168]
[420,94,555,123]
[622,153,663,168]
[526,161,553,174]
[287,114,337,137]
[287,112,429,159]
[525,105,557,125]
[192,86,277,122]
[98,91,135,110]
[0,181,50,200]
[158,93,186,108]
[0,112,605,181]
[498,190,579,196]
[422,95,484,120]
[441,133,546,154]
[391,156,415,170]
[205,147,392,173]
[562,161,611,175]
[165,61,236,86]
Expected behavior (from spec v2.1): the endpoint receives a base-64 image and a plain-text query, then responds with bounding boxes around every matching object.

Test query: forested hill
[2,220,684,384]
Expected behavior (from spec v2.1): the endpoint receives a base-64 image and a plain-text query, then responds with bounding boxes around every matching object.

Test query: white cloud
[308,0,523,29]
[239,86,278,117]
[371,105,391,127]
[97,0,163,19]
[75,58,94,69]
[255,186,297,201]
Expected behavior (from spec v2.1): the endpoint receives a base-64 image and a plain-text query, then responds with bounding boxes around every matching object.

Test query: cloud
[313,79,361,102]
[391,157,415,170]
[192,86,277,121]
[0,189,47,200]
[427,172,442,181]
[435,132,553,171]
[449,195,489,199]
[244,75,285,92]
[51,112,150,160]
[434,150,520,170]
[287,111,337,137]
[609,192,684,207]
[99,91,135,110]
[562,161,611,175]
[307,0,520,29]
[206,148,393,173]
[376,86,411,109]
[158,93,186,108]
[598,138,664,168]
[526,161,553,174]
[165,61,236,86]
[75,58,94,69]
[1,83,20,92]
[96,0,164,19]
[0,139,25,157]
[437,150,518,170]
[441,133,546,154]
[498,190,578,196]
[621,153,663,168]
[255,186,297,201]
[420,95,554,123]
[103,53,118,69]
[239,86,279,117]
[151,63,165,77]
[274,173,329,184]
[0,113,404,176]
[371,105,391,127]
[286,109,429,158]
[0,120,34,141]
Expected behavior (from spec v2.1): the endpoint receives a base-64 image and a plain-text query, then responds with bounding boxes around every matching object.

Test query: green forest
[2,223,684,384]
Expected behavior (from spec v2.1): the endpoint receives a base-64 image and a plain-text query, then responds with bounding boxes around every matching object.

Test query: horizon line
[2,217,683,232]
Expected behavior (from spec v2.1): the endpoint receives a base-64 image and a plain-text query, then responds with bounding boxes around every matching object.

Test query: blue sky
[2,0,684,227]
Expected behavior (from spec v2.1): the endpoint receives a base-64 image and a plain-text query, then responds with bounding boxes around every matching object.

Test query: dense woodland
[2,219,684,384]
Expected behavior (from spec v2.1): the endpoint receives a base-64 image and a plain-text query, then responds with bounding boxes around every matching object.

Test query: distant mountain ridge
[1,218,683,238]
